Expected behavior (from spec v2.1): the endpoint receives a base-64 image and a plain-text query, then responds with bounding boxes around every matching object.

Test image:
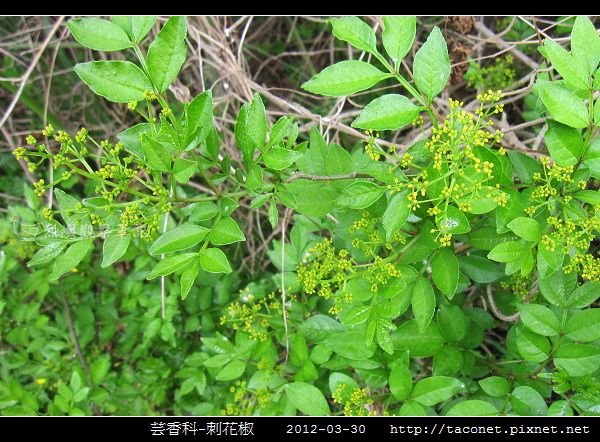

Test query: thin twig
[0,16,64,129]
[487,284,520,322]
[281,207,292,364]
[286,172,373,183]
[61,292,93,387]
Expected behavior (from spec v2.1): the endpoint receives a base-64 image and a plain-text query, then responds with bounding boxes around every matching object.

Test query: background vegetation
[0,16,598,416]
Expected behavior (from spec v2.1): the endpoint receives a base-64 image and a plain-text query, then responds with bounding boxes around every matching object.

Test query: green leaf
[147,253,197,280]
[460,255,504,283]
[571,16,600,76]
[54,190,80,221]
[286,382,330,416]
[329,373,358,400]
[568,282,600,308]
[117,123,149,158]
[573,190,600,205]
[49,239,93,281]
[487,241,529,263]
[268,199,279,229]
[337,180,385,209]
[479,376,510,398]
[544,121,584,167]
[508,151,542,185]
[299,315,344,343]
[344,277,373,303]
[147,16,187,93]
[330,16,377,54]
[290,334,309,366]
[264,147,303,170]
[565,309,600,342]
[431,248,459,299]
[235,104,253,166]
[376,320,395,355]
[311,345,333,365]
[149,224,208,256]
[90,356,111,385]
[537,240,564,279]
[432,345,464,376]
[101,234,131,268]
[516,327,550,362]
[399,400,426,416]
[198,248,232,274]
[510,386,548,416]
[547,400,574,416]
[301,61,391,97]
[411,276,436,332]
[215,360,246,381]
[382,16,416,68]
[187,202,219,222]
[267,116,294,150]
[382,190,410,241]
[584,137,600,179]
[28,241,67,267]
[74,61,152,103]
[248,93,267,151]
[325,331,376,360]
[539,270,573,307]
[203,353,231,368]
[180,259,200,300]
[245,165,264,192]
[437,304,467,342]
[458,186,502,215]
[68,18,132,51]
[507,217,542,242]
[436,205,470,234]
[518,304,560,336]
[209,217,245,245]
[541,38,588,91]
[141,134,171,172]
[412,376,463,406]
[389,364,412,400]
[413,27,450,103]
[536,80,589,128]
[283,180,338,216]
[186,90,213,144]
[446,400,498,416]
[173,158,197,183]
[554,343,600,377]
[352,94,421,131]
[342,305,372,327]
[112,16,156,43]
[392,320,445,357]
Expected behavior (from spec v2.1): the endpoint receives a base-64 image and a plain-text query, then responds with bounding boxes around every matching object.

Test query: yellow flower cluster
[366,256,401,293]
[439,233,453,247]
[33,179,46,197]
[119,203,143,233]
[297,239,355,310]
[400,152,413,168]
[220,290,289,341]
[143,90,158,101]
[96,165,118,180]
[500,274,531,299]
[363,130,382,161]
[75,128,88,144]
[42,124,55,137]
[222,380,273,415]
[332,384,377,416]
[564,253,600,282]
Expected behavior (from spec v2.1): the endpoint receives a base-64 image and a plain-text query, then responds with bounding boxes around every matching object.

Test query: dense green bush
[1,16,599,416]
